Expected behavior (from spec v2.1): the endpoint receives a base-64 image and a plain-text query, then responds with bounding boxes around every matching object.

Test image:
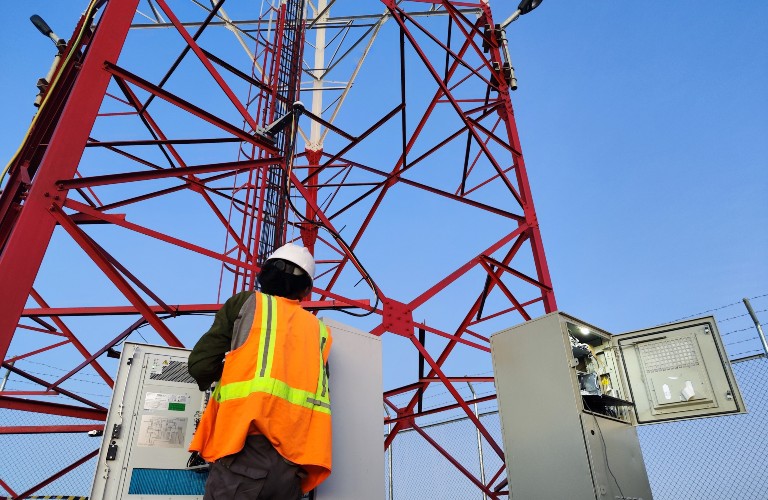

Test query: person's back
[188,244,332,499]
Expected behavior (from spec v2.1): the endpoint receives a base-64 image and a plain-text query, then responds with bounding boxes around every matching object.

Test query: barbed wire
[722,326,757,337]
[719,309,768,323]
[725,336,760,347]
[730,349,763,358]
[389,369,496,409]
[664,293,767,324]
[21,359,103,377]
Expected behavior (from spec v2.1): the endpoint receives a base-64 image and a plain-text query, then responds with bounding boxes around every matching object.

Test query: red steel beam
[327,157,523,222]
[411,422,499,499]
[15,324,63,336]
[52,318,146,390]
[3,340,70,364]
[384,394,497,424]
[0,425,103,435]
[11,449,99,500]
[110,74,258,264]
[0,0,142,363]
[387,3,523,206]
[477,0,557,313]
[29,289,114,387]
[0,478,17,498]
[63,199,252,270]
[153,0,262,133]
[481,255,553,292]
[385,376,495,398]
[408,334,504,459]
[1,363,105,411]
[487,464,508,494]
[49,206,184,347]
[478,260,531,322]
[315,19,480,300]
[58,157,281,190]
[383,231,529,444]
[0,396,106,421]
[104,63,276,153]
[21,299,370,318]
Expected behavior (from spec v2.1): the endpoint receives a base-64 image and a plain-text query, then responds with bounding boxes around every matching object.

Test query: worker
[188,243,332,499]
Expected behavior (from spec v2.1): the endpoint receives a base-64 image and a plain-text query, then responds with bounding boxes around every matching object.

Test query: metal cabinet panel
[491,313,608,500]
[580,413,652,500]
[89,343,206,500]
[615,317,746,424]
[314,318,384,500]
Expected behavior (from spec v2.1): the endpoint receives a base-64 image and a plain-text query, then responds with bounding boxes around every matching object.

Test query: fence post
[743,298,768,357]
[466,381,487,500]
[384,404,394,500]
[0,360,13,391]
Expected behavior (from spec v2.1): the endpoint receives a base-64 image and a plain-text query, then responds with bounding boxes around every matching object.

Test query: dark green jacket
[188,291,253,391]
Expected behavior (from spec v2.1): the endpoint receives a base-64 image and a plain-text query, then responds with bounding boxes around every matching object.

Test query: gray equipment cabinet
[490,312,745,500]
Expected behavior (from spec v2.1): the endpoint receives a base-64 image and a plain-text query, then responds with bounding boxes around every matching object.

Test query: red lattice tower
[0,1,556,497]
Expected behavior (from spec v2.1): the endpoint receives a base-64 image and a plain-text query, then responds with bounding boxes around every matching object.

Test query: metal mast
[0,1,556,497]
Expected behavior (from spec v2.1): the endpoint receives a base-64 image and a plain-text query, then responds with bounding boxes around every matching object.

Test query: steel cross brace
[380,228,530,449]
[0,0,142,362]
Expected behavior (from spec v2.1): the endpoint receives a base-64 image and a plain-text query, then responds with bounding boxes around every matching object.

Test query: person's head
[257,243,315,300]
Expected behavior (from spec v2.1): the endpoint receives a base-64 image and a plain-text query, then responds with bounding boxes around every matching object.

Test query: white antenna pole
[308,0,329,151]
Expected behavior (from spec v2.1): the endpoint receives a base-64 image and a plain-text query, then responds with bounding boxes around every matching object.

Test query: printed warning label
[149,358,170,376]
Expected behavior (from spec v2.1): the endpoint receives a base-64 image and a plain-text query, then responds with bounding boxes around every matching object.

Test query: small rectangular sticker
[144,392,190,411]
[168,403,186,411]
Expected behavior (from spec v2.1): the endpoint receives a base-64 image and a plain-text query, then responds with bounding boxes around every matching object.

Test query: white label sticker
[681,381,696,401]
[662,384,672,400]
[144,392,190,411]
[137,415,187,448]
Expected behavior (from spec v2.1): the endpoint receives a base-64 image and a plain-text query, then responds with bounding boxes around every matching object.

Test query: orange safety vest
[190,292,333,493]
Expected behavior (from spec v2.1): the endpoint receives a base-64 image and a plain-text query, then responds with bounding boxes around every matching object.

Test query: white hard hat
[266,243,315,282]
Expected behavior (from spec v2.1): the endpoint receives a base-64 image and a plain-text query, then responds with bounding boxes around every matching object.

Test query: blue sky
[0,0,766,410]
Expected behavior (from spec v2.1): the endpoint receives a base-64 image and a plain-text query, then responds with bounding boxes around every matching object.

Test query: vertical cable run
[258,0,306,264]
[399,14,408,172]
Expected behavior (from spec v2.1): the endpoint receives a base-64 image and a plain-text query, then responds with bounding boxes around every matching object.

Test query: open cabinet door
[614,316,746,424]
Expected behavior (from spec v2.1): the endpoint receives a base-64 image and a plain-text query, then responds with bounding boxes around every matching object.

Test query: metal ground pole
[743,297,768,357]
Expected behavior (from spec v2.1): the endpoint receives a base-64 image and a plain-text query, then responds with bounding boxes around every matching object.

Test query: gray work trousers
[203,435,305,500]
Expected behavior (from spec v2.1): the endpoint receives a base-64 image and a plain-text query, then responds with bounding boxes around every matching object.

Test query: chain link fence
[385,355,768,499]
[2,358,765,499]
[0,410,99,499]
[385,411,505,500]
[637,355,768,500]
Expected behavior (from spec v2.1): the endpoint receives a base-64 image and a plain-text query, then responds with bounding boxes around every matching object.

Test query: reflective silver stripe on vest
[259,294,274,377]
[320,336,328,397]
[306,397,331,410]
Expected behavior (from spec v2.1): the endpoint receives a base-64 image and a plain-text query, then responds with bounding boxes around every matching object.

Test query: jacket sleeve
[188,291,251,391]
